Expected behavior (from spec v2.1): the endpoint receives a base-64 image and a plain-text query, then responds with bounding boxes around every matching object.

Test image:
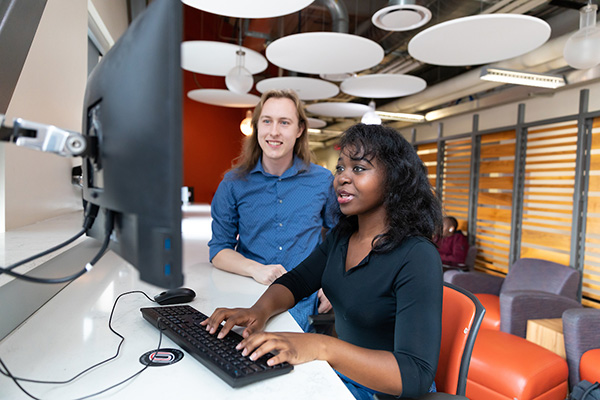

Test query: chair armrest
[308,313,335,326]
[375,393,469,399]
[499,290,582,338]
[443,270,504,295]
[563,308,600,388]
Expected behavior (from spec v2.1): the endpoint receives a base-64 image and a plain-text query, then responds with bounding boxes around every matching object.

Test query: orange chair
[376,282,485,400]
[466,329,569,400]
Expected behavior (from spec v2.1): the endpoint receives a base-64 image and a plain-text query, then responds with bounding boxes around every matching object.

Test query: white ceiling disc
[320,72,356,82]
[340,74,427,98]
[372,4,432,31]
[306,102,371,118]
[256,77,339,100]
[187,89,260,108]
[181,0,315,18]
[266,32,384,75]
[181,41,268,76]
[408,14,551,66]
[307,117,327,128]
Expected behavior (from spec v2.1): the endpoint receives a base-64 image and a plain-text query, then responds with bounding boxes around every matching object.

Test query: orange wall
[182,6,250,204]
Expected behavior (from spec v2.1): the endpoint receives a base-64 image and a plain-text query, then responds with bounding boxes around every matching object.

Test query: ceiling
[174,0,600,147]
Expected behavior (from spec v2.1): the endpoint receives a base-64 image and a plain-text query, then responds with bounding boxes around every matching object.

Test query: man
[436,216,469,266]
[208,89,338,332]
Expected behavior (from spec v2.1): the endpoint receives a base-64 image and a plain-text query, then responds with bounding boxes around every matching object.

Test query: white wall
[90,0,128,42]
[0,0,88,231]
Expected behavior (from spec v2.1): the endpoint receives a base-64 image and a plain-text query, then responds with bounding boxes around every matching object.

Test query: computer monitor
[81,0,184,288]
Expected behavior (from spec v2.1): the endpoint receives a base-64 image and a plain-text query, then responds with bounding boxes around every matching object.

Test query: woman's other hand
[237,332,327,367]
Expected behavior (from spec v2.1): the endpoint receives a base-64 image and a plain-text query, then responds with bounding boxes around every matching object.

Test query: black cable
[0,208,111,284]
[0,203,99,275]
[0,291,163,400]
[0,228,86,274]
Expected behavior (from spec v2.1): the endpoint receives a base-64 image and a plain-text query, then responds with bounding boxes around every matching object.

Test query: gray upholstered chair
[444,257,582,338]
[563,308,600,389]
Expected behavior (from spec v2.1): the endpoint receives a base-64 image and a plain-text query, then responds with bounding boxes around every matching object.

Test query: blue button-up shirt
[208,156,339,331]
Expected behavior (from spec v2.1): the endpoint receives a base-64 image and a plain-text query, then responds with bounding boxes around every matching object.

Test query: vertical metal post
[570,89,591,301]
[468,115,480,246]
[410,128,416,145]
[509,104,527,267]
[0,0,47,113]
[436,123,445,202]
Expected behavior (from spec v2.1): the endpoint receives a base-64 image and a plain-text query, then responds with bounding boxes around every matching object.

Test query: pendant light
[563,2,600,70]
[226,20,253,94]
[361,100,382,125]
[240,110,253,135]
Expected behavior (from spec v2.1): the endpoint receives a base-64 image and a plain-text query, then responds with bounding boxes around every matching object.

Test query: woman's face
[334,147,386,217]
[256,97,303,167]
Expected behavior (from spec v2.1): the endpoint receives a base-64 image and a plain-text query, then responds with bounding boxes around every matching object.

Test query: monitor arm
[0,114,94,157]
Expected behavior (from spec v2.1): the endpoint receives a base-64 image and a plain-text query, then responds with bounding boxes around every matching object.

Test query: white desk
[0,205,353,399]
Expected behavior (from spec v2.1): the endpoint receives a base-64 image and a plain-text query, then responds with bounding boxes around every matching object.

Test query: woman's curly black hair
[336,123,443,252]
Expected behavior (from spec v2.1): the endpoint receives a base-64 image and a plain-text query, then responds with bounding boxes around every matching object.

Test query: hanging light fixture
[361,100,382,125]
[480,67,566,89]
[563,2,600,70]
[240,109,253,135]
[226,19,253,94]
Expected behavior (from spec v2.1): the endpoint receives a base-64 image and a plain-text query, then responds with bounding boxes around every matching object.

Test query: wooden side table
[526,318,566,359]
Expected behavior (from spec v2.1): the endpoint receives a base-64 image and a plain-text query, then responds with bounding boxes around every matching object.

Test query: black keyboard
[140,305,293,388]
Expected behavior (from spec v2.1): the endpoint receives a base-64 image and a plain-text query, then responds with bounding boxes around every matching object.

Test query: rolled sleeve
[208,179,239,261]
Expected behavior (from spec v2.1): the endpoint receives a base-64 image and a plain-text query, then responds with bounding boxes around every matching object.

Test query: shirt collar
[251,155,308,179]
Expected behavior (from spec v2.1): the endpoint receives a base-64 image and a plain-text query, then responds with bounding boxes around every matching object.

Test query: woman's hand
[200,306,269,339]
[237,332,327,367]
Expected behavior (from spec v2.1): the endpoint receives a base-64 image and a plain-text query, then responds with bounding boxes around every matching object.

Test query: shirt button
[278,246,283,251]
[279,223,283,227]
[279,199,283,203]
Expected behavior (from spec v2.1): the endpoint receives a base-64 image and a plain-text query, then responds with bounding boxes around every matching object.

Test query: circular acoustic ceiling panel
[266,32,384,75]
[187,89,260,108]
[408,14,551,66]
[181,0,315,18]
[319,72,356,82]
[181,41,268,76]
[306,102,371,118]
[256,77,339,101]
[340,74,427,98]
[372,4,432,31]
[307,117,327,129]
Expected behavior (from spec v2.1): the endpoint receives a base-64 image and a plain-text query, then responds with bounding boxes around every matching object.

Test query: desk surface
[0,205,353,399]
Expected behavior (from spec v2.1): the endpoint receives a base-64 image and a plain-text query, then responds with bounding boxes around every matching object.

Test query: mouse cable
[0,208,112,284]
[0,203,99,275]
[0,290,163,400]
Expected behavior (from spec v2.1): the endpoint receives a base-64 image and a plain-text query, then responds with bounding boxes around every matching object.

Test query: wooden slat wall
[416,142,438,188]
[583,118,600,307]
[475,130,516,274]
[519,121,577,267]
[442,138,471,231]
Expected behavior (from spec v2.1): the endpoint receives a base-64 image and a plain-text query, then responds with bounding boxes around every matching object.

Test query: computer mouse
[154,287,196,305]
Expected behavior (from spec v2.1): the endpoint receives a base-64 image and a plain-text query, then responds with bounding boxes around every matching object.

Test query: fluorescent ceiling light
[480,67,566,89]
[375,111,426,123]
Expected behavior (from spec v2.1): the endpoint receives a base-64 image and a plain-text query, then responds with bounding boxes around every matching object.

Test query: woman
[204,123,444,399]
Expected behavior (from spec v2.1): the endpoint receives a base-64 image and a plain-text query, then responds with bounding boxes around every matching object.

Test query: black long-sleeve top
[274,228,443,398]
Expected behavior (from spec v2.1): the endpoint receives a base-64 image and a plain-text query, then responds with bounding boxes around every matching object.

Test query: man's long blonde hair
[231,89,311,176]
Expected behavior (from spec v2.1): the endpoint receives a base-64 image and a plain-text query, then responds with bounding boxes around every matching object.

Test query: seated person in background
[208,89,339,333]
[203,124,443,400]
[436,216,469,266]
